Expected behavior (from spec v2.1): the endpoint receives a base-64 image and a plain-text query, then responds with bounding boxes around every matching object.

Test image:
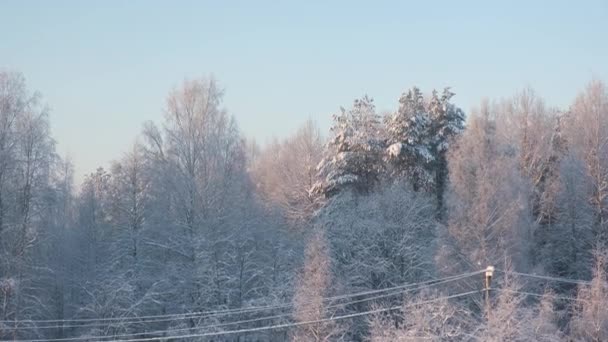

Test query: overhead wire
[20,272,481,342]
[492,288,585,302]
[8,290,480,342]
[494,269,591,286]
[1,270,484,331]
[110,290,482,342]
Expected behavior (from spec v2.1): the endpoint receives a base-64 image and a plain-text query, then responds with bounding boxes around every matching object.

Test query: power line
[113,290,481,342]
[61,290,482,342]
[2,270,483,331]
[492,288,585,302]
[494,269,591,286]
[1,270,481,325]
[4,270,592,341]
[4,270,479,330]
[21,274,478,342]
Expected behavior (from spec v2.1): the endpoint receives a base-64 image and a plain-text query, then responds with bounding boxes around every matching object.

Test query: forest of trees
[1,70,608,341]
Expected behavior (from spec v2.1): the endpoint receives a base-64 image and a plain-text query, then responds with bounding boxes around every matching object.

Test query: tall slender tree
[428,87,465,217]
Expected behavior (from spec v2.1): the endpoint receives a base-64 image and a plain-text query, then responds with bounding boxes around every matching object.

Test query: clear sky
[1,0,607,184]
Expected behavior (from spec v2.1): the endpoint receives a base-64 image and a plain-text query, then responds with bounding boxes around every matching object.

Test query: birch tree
[566,80,608,244]
[443,102,534,272]
[570,250,608,341]
[0,71,56,340]
[252,119,324,227]
[291,229,345,342]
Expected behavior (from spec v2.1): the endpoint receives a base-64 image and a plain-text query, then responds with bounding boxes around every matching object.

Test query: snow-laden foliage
[369,289,473,341]
[428,88,466,216]
[312,96,384,198]
[384,86,465,218]
[251,120,324,228]
[370,272,563,342]
[570,251,608,341]
[313,183,437,339]
[291,230,347,341]
[428,88,466,154]
[316,184,436,290]
[385,87,434,191]
[0,71,58,340]
[566,81,608,245]
[4,71,608,341]
[475,272,562,342]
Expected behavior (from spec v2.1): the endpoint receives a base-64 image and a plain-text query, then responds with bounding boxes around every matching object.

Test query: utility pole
[484,265,494,321]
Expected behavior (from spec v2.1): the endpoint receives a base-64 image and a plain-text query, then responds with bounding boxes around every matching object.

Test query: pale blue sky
[1,0,606,183]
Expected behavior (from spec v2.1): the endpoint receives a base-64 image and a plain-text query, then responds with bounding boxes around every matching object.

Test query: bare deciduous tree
[570,250,608,341]
[252,119,324,227]
[444,102,534,272]
[566,80,608,244]
[292,229,345,342]
[369,289,472,341]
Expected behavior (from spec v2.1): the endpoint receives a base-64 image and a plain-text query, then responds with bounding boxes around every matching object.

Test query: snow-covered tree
[566,80,608,245]
[385,87,433,191]
[0,71,57,340]
[369,289,472,341]
[540,153,595,281]
[100,143,166,328]
[526,291,564,342]
[40,157,75,339]
[570,250,608,341]
[312,96,383,198]
[291,229,346,342]
[313,182,437,339]
[442,102,535,273]
[69,167,143,340]
[140,77,247,314]
[540,81,608,280]
[134,77,302,340]
[532,114,569,264]
[3,67,608,341]
[476,272,562,342]
[252,119,324,227]
[318,184,436,291]
[428,87,465,216]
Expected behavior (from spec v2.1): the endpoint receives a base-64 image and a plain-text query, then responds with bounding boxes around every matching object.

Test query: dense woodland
[0,70,608,341]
